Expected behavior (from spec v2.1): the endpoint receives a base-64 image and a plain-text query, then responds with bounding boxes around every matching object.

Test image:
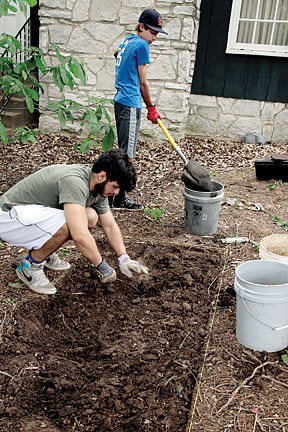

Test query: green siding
[192,0,288,103]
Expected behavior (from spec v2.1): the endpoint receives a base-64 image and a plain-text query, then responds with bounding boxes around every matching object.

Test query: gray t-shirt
[0,164,109,214]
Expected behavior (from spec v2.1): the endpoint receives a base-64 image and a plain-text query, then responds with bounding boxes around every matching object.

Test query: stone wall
[38,0,288,143]
[187,95,288,143]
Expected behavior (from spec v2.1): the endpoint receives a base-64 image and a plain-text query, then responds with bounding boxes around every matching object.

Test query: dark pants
[114,102,141,159]
[113,102,141,204]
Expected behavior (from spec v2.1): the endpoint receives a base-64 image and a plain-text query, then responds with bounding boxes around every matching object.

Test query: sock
[26,251,44,265]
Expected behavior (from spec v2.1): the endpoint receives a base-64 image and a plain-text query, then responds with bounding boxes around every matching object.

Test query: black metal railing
[1,16,31,61]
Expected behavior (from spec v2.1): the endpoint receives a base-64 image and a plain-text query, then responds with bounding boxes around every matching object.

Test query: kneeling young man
[0,148,148,295]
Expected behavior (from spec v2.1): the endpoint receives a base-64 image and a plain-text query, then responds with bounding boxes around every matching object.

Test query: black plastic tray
[254,158,288,181]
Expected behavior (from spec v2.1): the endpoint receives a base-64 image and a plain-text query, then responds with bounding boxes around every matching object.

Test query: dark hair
[92,148,137,192]
[135,23,149,33]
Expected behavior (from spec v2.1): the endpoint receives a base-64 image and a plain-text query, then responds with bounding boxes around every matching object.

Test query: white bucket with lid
[234,260,288,352]
[259,234,288,265]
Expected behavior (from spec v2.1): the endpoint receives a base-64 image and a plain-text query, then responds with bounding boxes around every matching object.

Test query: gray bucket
[234,260,288,352]
[183,181,224,235]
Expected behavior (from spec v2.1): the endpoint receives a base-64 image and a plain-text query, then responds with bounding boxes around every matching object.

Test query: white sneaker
[45,253,71,271]
[16,257,57,295]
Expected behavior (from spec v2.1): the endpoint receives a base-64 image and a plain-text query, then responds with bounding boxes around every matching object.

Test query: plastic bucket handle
[239,293,288,331]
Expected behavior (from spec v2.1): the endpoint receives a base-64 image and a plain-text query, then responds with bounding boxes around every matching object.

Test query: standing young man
[112,8,168,211]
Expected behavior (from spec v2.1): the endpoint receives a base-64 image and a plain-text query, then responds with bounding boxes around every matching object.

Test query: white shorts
[0,205,67,250]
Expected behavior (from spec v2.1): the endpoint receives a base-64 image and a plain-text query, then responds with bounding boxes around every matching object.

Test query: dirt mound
[1,243,221,431]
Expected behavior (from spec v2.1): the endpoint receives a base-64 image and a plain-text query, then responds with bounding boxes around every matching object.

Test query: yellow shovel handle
[157,118,177,149]
[157,118,188,165]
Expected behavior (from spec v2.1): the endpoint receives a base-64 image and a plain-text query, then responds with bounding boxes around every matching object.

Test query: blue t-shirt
[114,34,150,108]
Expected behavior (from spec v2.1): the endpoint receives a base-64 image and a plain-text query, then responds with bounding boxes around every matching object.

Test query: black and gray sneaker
[16,257,57,295]
[112,197,143,211]
[94,259,117,284]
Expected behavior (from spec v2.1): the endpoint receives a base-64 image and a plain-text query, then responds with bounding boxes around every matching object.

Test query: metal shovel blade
[182,160,213,192]
[157,119,213,192]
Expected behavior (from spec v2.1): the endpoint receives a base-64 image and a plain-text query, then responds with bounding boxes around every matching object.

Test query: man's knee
[86,208,98,229]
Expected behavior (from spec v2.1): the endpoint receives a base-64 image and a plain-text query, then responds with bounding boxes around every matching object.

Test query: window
[226,0,288,57]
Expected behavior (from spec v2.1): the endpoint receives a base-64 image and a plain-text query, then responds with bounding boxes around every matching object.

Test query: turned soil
[0,134,288,432]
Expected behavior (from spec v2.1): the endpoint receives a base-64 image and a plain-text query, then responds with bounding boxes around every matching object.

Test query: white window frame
[226,0,288,57]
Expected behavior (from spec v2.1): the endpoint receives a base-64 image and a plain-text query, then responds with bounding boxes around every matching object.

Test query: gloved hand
[94,259,116,284]
[147,105,162,124]
[117,253,149,278]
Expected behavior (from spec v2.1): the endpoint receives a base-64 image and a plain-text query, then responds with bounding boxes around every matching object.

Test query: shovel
[157,119,213,192]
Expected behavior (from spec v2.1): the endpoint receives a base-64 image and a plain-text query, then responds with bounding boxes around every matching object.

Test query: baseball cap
[138,9,168,35]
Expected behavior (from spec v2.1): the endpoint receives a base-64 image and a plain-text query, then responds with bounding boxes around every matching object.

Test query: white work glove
[117,253,149,278]
[94,259,116,284]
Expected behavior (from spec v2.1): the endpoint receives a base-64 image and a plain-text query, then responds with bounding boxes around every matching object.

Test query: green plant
[281,353,288,366]
[251,241,260,252]
[11,125,40,144]
[0,0,37,15]
[47,97,116,153]
[272,215,288,231]
[268,180,283,190]
[4,295,17,303]
[58,247,69,258]
[144,206,167,223]
[0,0,115,153]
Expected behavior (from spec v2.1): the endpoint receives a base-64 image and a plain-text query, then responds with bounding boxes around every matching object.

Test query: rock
[242,132,266,144]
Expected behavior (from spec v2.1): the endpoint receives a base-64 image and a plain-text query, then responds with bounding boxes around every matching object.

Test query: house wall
[38,0,288,143]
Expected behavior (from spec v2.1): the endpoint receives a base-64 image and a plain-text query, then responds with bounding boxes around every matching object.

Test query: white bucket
[234,260,288,352]
[183,181,224,235]
[259,234,288,264]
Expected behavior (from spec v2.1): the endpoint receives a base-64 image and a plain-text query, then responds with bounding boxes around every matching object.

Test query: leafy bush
[0,0,115,152]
